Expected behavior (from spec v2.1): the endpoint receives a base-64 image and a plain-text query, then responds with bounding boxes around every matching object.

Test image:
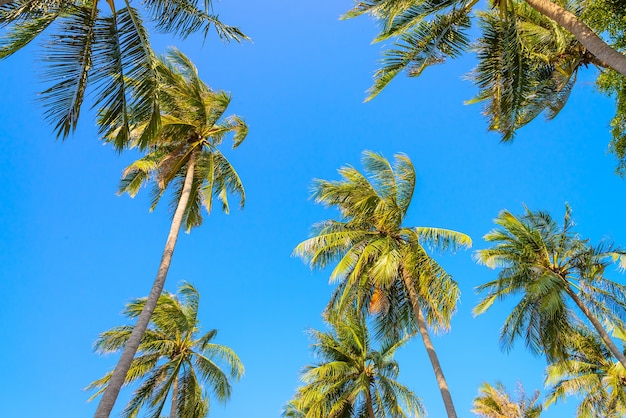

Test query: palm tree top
[285,310,424,418]
[118,48,247,231]
[474,204,626,363]
[88,281,244,417]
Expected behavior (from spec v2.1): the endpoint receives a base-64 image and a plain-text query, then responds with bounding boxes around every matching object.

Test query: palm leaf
[40,3,97,138]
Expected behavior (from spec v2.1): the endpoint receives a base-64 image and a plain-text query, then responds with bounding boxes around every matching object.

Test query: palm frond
[143,0,247,42]
[367,6,471,100]
[40,3,97,138]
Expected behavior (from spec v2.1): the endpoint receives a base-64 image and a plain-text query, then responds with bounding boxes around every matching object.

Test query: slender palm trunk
[564,286,626,368]
[401,272,457,418]
[94,155,197,418]
[169,374,179,418]
[364,385,376,418]
[523,0,626,76]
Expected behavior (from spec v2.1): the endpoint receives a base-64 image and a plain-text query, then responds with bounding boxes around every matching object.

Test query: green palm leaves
[283,312,424,418]
[87,282,244,418]
[467,2,583,141]
[343,0,626,171]
[545,325,626,417]
[295,151,469,315]
[0,0,246,141]
[295,151,470,417]
[472,382,542,418]
[475,205,626,367]
[118,49,247,230]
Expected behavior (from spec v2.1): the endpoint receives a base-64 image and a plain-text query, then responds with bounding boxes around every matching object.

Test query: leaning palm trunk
[523,0,626,76]
[94,155,197,418]
[564,287,626,368]
[365,388,376,418]
[401,272,457,418]
[170,374,179,418]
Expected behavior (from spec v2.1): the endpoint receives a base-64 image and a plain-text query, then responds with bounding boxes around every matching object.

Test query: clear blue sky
[1,0,625,416]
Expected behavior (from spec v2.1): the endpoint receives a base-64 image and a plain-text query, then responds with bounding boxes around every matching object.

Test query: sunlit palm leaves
[0,0,246,142]
[365,3,472,100]
[343,0,626,167]
[283,311,424,418]
[295,151,470,335]
[87,282,244,418]
[467,3,584,141]
[545,325,626,417]
[472,382,542,418]
[118,48,247,231]
[475,205,626,366]
[295,151,470,416]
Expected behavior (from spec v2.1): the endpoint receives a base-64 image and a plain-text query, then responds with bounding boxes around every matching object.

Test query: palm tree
[0,0,246,143]
[545,325,626,417]
[472,382,542,418]
[94,48,247,417]
[284,311,424,418]
[467,2,589,141]
[294,151,471,417]
[342,0,626,171]
[87,281,244,418]
[474,205,626,368]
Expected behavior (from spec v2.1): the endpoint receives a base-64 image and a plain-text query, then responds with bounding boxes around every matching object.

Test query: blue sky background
[1,0,625,416]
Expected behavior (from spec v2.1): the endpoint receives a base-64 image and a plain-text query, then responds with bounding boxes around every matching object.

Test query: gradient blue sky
[1,0,625,416]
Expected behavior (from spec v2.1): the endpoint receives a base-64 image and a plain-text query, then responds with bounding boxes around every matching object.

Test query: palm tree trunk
[94,155,197,418]
[401,273,457,418]
[564,286,626,368]
[523,0,626,76]
[364,386,376,418]
[169,374,179,418]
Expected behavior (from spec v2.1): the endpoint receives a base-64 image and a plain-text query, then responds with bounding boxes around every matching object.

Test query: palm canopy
[118,48,247,231]
[343,0,626,171]
[294,151,470,333]
[471,382,542,418]
[0,0,246,144]
[475,205,626,365]
[294,151,470,417]
[545,325,626,417]
[87,281,244,418]
[283,311,424,418]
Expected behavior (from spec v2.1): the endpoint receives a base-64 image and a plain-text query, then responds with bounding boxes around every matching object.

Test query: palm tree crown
[342,0,626,171]
[284,311,424,418]
[0,0,246,143]
[88,282,244,418]
[472,381,542,418]
[475,205,626,366]
[545,325,626,417]
[118,48,247,230]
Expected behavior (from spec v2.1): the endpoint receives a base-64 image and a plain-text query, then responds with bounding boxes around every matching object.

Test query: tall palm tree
[87,282,244,418]
[475,205,626,368]
[94,48,247,417]
[545,325,626,417]
[472,382,542,418]
[284,311,424,418]
[294,151,471,417]
[0,0,246,143]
